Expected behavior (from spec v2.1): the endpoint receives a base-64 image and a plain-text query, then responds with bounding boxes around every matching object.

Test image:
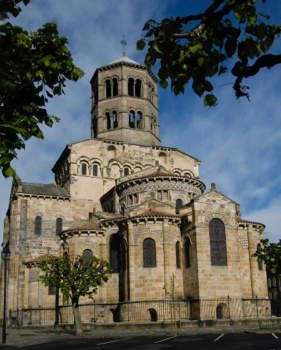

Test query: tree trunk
[72,299,83,336]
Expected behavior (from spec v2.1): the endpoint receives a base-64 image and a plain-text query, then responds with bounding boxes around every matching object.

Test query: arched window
[113,78,118,96]
[110,234,120,273]
[257,244,263,270]
[185,237,191,268]
[93,164,98,176]
[176,241,181,269]
[56,218,62,236]
[35,216,42,235]
[105,79,111,98]
[136,112,142,129]
[124,167,130,176]
[106,112,111,130]
[176,199,183,212]
[121,204,125,216]
[128,77,134,96]
[129,110,135,128]
[209,218,227,266]
[143,238,156,267]
[83,249,93,273]
[113,110,118,128]
[135,79,142,97]
[81,163,87,175]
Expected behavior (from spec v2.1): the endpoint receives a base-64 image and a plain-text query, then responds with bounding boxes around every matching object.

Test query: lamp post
[2,242,11,344]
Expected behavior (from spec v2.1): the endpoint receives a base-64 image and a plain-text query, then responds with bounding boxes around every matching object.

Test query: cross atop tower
[121,34,127,56]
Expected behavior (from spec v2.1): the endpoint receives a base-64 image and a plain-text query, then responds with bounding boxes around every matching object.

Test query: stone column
[163,219,171,294]
[247,224,258,297]
[127,221,135,301]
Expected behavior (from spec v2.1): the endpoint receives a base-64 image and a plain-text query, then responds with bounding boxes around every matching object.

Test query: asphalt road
[5,333,280,350]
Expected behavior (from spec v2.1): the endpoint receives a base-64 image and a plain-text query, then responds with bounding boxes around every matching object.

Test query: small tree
[253,239,281,277]
[37,254,112,336]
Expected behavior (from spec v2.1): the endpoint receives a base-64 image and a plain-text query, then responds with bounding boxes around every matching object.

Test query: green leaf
[136,39,146,51]
[224,37,237,58]
[160,80,168,89]
[204,94,217,107]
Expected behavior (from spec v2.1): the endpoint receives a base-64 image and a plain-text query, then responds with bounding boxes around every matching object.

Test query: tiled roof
[237,218,265,228]
[25,254,56,266]
[66,222,103,231]
[109,55,139,65]
[131,209,181,219]
[20,182,70,197]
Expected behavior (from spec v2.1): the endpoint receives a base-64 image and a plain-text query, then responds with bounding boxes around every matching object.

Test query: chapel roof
[19,182,70,198]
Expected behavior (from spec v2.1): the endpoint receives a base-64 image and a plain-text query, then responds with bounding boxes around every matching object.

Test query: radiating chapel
[1,53,270,324]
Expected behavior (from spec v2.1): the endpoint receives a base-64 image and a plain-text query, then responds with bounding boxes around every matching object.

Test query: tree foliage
[137,0,281,107]
[252,239,281,277]
[37,254,112,335]
[0,0,84,178]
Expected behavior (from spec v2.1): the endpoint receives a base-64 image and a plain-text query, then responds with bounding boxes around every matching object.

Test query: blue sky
[1,0,281,242]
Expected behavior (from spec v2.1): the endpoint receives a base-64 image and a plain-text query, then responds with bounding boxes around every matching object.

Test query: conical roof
[109,55,139,65]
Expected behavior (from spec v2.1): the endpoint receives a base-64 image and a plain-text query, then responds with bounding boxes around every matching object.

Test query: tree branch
[173,0,248,39]
[231,54,281,99]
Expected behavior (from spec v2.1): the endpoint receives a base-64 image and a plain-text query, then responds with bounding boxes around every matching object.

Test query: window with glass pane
[176,241,181,269]
[184,237,191,268]
[35,216,42,235]
[56,218,62,236]
[209,218,227,266]
[143,238,156,267]
[110,234,120,273]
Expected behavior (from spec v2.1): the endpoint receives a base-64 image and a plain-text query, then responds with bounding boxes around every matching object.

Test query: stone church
[1,54,270,324]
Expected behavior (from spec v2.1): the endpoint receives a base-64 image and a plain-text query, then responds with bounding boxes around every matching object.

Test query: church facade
[1,55,270,324]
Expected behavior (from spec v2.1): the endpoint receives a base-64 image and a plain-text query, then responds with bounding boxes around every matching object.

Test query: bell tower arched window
[135,79,142,97]
[105,79,111,98]
[209,218,227,266]
[129,110,135,128]
[92,116,97,137]
[113,110,118,128]
[128,78,134,96]
[113,78,118,96]
[137,112,142,129]
[106,112,111,130]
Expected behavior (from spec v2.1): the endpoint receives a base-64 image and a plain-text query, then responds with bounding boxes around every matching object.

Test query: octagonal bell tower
[90,55,160,146]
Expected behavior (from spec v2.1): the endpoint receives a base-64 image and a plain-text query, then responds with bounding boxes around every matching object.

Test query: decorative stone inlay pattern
[168,231,180,244]
[198,209,234,227]
[121,181,202,198]
[238,230,248,248]
[252,231,261,243]
[119,150,155,163]
[200,195,232,205]
[29,268,39,282]
[78,239,99,254]
[134,224,163,245]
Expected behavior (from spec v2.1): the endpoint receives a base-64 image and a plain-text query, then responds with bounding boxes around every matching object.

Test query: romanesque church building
[1,54,270,324]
